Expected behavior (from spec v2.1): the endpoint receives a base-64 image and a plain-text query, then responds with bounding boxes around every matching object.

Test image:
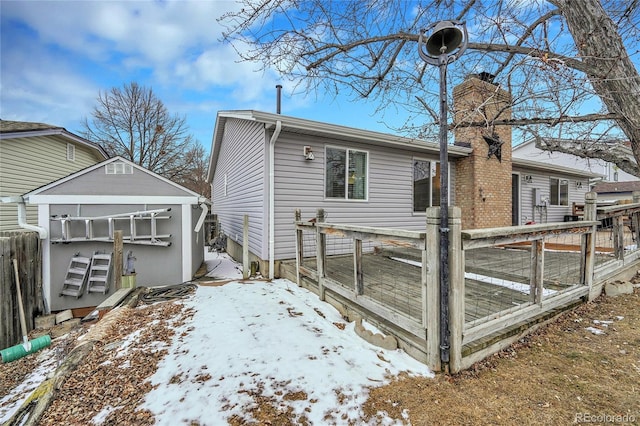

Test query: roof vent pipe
[276,84,282,114]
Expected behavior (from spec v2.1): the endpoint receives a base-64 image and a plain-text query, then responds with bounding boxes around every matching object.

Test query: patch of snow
[585,327,605,335]
[465,273,556,297]
[0,349,59,423]
[389,256,557,296]
[140,278,433,424]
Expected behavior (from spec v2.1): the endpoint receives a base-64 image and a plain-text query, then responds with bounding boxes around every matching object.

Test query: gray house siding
[47,203,183,312]
[513,166,590,223]
[211,118,267,258]
[273,133,445,260]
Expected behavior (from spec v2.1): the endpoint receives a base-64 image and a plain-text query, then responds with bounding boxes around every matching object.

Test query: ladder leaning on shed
[51,208,172,247]
[87,252,112,294]
[60,255,91,298]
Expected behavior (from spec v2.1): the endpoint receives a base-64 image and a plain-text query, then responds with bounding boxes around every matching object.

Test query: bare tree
[220,0,640,175]
[83,82,205,183]
[174,142,211,198]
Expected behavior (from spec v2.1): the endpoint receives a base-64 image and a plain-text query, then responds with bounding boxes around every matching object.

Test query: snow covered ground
[1,250,433,425]
[141,250,433,424]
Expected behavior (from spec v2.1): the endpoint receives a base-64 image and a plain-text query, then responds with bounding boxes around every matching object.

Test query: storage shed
[24,157,208,312]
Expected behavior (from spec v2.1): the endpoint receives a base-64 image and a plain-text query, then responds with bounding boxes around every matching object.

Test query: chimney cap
[466,72,497,85]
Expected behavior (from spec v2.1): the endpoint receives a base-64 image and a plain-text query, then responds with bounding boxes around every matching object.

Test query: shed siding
[47,203,184,311]
[211,119,267,258]
[273,133,446,259]
[0,135,103,232]
[40,164,190,197]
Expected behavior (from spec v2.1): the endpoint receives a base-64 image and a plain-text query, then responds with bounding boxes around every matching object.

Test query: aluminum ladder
[60,255,91,298]
[87,252,112,294]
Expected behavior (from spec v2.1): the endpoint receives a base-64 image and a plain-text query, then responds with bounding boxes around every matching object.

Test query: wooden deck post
[113,231,123,290]
[633,192,640,244]
[294,209,302,286]
[530,239,545,305]
[583,192,597,299]
[354,239,363,295]
[448,207,464,373]
[613,215,625,260]
[316,209,326,301]
[425,207,441,372]
[243,215,249,279]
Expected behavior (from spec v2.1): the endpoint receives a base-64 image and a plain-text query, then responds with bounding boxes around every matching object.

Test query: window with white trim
[105,162,133,174]
[550,177,568,206]
[66,143,75,161]
[325,147,368,200]
[413,159,442,211]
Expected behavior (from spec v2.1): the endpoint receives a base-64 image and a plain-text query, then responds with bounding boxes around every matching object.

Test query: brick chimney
[453,75,512,229]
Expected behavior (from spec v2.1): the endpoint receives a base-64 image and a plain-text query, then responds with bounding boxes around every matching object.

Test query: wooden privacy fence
[292,192,638,373]
[0,231,43,350]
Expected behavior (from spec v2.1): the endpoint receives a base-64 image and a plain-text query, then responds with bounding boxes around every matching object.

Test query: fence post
[354,239,363,295]
[243,215,249,279]
[583,192,597,299]
[316,209,326,301]
[448,207,464,373]
[425,207,441,372]
[633,192,640,244]
[114,231,123,290]
[294,209,302,285]
[530,239,545,304]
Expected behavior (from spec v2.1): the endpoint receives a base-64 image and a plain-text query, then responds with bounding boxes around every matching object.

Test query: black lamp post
[418,20,468,366]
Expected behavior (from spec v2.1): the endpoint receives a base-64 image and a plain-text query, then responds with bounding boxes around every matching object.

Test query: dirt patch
[364,286,640,425]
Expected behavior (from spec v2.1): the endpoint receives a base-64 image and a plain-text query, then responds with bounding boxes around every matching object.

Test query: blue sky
[0,1,394,150]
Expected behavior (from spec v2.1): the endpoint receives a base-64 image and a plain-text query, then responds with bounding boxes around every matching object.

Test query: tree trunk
[553,0,640,169]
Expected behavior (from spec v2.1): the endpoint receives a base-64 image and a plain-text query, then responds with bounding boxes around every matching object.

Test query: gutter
[0,196,48,239]
[268,120,282,280]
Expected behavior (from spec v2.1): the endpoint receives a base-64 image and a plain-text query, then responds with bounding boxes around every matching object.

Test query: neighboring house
[0,120,108,232]
[592,181,640,203]
[207,76,599,277]
[24,156,208,312]
[512,138,637,183]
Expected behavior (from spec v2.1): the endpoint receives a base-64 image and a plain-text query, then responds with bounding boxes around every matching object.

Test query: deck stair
[87,252,112,294]
[60,255,91,298]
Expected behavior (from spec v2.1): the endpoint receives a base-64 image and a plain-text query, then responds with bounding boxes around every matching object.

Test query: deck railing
[294,209,436,365]
[293,192,640,373]
[593,199,640,277]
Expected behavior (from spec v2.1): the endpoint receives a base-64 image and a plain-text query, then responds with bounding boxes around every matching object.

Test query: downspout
[269,120,282,280]
[193,197,208,233]
[1,196,48,239]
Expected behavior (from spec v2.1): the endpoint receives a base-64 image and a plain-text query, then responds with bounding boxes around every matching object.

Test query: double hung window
[325,147,368,200]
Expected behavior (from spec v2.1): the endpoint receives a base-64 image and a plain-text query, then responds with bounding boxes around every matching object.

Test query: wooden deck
[294,246,596,324]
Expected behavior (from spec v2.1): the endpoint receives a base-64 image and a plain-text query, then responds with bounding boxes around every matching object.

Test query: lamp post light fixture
[418,20,468,368]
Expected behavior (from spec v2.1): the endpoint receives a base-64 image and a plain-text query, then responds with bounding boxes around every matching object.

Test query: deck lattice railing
[593,199,640,275]
[293,192,640,374]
